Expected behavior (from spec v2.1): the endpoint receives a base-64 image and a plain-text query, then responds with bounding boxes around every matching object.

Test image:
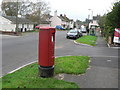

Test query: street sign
[113,28,120,43]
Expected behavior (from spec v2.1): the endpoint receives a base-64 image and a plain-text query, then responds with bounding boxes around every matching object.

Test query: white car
[80,25,87,33]
[66,30,79,39]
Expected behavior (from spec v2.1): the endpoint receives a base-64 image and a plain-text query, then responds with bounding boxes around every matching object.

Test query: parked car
[80,25,87,33]
[56,25,65,30]
[66,29,80,39]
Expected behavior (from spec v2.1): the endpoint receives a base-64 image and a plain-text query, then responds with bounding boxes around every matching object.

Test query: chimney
[60,14,62,17]
[54,10,57,17]
[64,14,66,17]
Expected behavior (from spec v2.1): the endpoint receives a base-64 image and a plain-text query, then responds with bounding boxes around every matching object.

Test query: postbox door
[39,30,49,66]
[49,30,55,66]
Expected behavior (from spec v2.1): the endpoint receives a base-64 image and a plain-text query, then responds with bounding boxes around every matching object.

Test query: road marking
[55,46,63,49]
[1,55,73,77]
[8,60,37,74]
[74,41,93,47]
[56,55,73,58]
[107,60,112,62]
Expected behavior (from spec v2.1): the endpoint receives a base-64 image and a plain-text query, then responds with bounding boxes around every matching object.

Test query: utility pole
[38,7,40,24]
[16,0,19,33]
[88,9,91,28]
[37,0,41,25]
[88,9,93,20]
[88,14,90,24]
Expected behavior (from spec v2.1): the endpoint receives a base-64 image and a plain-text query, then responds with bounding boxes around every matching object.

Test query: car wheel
[66,36,69,39]
[74,37,77,40]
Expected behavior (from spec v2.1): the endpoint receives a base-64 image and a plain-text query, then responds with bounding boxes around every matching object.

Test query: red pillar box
[38,27,56,78]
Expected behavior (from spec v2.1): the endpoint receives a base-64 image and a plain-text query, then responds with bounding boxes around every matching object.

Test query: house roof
[58,16,64,21]
[40,21,51,24]
[41,14,53,21]
[58,14,71,22]
[3,16,35,24]
[44,14,53,19]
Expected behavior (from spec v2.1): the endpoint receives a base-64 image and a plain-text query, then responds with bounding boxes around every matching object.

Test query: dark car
[66,29,80,39]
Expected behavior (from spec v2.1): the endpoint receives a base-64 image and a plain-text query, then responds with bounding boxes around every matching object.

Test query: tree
[105,1,120,39]
[98,1,120,40]
[98,15,106,29]
[19,0,33,16]
[106,1,120,28]
[1,0,32,16]
[1,2,17,16]
[26,1,51,24]
[1,0,50,24]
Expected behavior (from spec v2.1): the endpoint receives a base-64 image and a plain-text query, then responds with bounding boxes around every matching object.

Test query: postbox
[38,27,56,78]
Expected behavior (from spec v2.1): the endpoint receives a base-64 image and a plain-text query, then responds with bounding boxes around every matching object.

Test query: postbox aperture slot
[52,33,55,42]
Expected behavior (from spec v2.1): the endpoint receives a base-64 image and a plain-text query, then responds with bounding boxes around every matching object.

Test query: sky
[0,0,116,21]
[44,0,115,21]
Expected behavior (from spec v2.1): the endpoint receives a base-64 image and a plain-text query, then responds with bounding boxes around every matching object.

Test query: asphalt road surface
[1,31,119,88]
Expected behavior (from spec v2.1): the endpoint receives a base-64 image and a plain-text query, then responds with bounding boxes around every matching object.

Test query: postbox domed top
[39,27,55,30]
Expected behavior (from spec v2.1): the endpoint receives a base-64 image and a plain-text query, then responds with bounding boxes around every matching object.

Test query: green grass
[76,35,97,46]
[1,56,90,88]
[55,56,90,74]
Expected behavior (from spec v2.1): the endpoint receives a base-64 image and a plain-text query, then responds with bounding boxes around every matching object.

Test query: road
[2,31,119,88]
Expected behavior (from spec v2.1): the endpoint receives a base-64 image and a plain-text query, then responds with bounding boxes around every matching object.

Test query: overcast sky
[0,0,116,21]
[45,0,115,21]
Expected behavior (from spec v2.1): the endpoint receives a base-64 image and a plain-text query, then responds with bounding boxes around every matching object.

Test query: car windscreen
[69,30,77,33]
[81,28,86,31]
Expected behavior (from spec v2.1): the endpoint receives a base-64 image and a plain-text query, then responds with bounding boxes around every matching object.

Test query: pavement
[55,32,119,88]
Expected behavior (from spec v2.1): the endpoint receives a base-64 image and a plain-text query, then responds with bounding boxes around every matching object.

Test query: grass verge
[1,56,90,88]
[55,56,90,74]
[76,35,97,46]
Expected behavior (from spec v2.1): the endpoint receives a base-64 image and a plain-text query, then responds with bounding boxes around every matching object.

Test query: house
[0,12,35,32]
[50,11,74,29]
[89,16,99,29]
[36,21,51,28]
[75,20,81,29]
[69,19,74,29]
[32,14,53,28]
[3,16,35,32]
[39,21,51,27]
[0,15,16,32]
